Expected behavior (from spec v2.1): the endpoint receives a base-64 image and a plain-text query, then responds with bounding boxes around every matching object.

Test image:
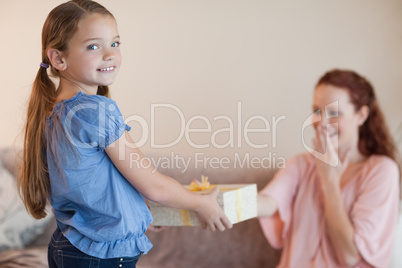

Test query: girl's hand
[312,125,351,191]
[194,187,233,231]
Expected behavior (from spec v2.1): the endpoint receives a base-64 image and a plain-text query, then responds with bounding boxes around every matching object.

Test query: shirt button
[119,265,122,267]
[120,258,123,261]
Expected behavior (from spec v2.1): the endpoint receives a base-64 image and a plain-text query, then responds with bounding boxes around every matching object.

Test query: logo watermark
[129,151,286,173]
[302,100,340,167]
[58,99,340,172]
[125,102,286,149]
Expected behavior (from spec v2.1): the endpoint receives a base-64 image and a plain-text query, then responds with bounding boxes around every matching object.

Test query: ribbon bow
[189,175,212,191]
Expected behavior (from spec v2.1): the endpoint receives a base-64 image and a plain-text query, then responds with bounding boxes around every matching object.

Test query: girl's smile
[97,66,116,72]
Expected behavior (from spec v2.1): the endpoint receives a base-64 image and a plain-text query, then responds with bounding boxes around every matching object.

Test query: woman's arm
[257,194,278,218]
[105,131,232,231]
[322,183,360,266]
[313,126,360,266]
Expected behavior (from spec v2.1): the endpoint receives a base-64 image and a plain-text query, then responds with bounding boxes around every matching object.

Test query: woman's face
[312,84,367,154]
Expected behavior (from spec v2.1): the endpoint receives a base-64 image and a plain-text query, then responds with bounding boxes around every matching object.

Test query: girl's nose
[103,49,115,61]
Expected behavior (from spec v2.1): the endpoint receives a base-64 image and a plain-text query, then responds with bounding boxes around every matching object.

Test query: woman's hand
[312,125,351,192]
[194,187,233,232]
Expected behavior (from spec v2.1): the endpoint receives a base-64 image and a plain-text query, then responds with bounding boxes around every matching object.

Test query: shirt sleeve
[97,99,131,150]
[351,156,400,268]
[68,96,131,151]
[258,154,307,249]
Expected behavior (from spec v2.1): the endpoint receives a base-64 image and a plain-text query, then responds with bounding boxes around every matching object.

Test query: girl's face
[62,13,121,93]
[312,84,367,154]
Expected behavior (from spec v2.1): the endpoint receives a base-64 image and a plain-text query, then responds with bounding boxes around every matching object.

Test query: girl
[18,0,232,267]
[258,69,400,268]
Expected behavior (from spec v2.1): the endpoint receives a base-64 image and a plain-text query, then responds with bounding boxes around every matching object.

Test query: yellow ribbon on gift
[180,209,192,226]
[184,176,243,224]
[189,175,211,191]
[235,189,242,222]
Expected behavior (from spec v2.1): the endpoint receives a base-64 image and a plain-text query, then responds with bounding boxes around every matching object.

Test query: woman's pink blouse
[259,153,400,268]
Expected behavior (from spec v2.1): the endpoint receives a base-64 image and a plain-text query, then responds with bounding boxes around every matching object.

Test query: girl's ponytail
[19,64,56,219]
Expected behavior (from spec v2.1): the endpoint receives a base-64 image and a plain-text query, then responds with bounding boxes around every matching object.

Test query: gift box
[148,182,257,226]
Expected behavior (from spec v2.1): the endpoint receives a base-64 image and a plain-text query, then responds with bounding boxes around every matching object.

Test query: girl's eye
[87,44,99,50]
[111,42,120,48]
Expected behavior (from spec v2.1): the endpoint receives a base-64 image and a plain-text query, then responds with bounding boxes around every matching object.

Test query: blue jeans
[48,227,141,268]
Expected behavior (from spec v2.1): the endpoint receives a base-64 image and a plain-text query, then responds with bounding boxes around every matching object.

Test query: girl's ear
[357,105,369,126]
[47,49,67,71]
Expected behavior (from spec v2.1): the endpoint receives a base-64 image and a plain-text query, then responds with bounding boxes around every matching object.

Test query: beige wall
[1,0,401,170]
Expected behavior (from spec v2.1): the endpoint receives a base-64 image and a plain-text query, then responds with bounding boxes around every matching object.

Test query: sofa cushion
[0,160,52,251]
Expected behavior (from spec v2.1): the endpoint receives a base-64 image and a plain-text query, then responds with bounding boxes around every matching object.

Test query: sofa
[0,147,282,268]
[2,146,401,268]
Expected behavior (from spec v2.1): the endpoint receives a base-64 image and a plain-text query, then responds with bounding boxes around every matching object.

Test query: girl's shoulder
[52,91,118,116]
[62,91,115,106]
[47,92,128,150]
[49,91,123,129]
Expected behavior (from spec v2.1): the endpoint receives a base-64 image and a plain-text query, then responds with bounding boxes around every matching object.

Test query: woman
[258,69,400,268]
